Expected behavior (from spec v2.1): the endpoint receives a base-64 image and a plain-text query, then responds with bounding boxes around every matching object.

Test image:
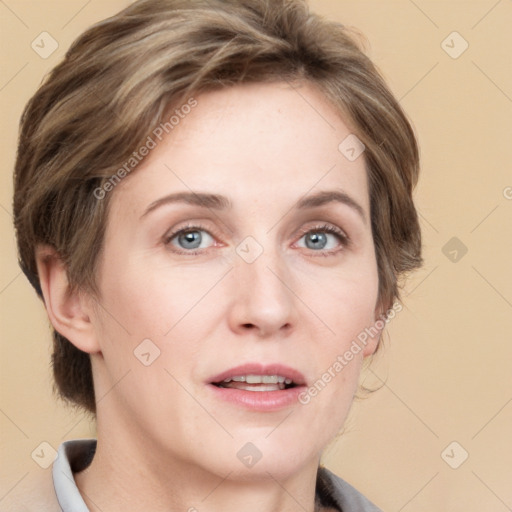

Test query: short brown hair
[13,0,422,413]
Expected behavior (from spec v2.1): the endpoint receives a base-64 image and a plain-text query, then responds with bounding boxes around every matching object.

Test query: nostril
[239,322,292,335]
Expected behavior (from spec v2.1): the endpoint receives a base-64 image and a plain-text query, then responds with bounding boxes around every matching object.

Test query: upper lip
[209,363,307,386]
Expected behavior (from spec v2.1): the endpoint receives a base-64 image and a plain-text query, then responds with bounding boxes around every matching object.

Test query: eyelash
[294,224,350,256]
[163,222,218,255]
[163,222,350,255]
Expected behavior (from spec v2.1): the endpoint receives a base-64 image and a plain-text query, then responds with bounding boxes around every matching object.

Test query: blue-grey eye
[170,229,214,250]
[298,231,341,251]
[306,232,327,249]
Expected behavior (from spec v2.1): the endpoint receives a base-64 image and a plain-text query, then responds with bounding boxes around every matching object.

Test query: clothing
[2,439,382,511]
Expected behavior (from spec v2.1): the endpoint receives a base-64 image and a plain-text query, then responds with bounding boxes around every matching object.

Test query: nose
[227,249,297,338]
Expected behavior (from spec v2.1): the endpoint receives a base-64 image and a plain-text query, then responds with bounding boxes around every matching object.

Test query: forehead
[110,81,369,217]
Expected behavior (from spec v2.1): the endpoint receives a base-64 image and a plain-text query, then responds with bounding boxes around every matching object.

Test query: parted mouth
[209,364,307,392]
[213,374,296,391]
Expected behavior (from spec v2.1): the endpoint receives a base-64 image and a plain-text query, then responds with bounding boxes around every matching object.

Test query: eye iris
[305,232,327,250]
[178,231,202,249]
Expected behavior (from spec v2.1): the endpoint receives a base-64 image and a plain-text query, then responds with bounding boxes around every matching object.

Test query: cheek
[300,255,379,418]
[306,256,379,341]
[98,253,224,339]
[92,253,231,397]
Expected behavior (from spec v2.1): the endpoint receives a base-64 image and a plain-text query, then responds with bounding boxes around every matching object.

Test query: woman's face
[90,81,381,479]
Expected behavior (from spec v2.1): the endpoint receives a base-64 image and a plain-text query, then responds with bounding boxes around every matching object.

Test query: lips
[209,363,307,390]
[208,363,307,411]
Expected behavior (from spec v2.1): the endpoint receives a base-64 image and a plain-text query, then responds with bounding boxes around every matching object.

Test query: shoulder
[1,439,96,512]
[316,466,383,512]
[0,469,60,512]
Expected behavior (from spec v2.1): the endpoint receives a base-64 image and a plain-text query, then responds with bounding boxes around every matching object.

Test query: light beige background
[1,1,511,510]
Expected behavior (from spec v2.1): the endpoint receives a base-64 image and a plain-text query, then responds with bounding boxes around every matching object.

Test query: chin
[232,433,320,481]
[220,455,314,483]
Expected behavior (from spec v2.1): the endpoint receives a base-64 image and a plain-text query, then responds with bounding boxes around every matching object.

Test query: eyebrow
[141,189,366,222]
[141,192,232,218]
[297,190,366,222]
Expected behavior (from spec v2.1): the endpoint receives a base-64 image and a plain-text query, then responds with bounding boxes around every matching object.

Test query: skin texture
[37,81,382,512]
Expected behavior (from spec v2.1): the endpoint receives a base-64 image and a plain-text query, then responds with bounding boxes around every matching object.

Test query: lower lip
[208,384,305,411]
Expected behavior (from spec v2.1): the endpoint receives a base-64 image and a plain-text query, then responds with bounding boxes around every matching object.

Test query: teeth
[244,384,283,391]
[218,375,294,386]
[246,375,262,384]
[222,382,286,391]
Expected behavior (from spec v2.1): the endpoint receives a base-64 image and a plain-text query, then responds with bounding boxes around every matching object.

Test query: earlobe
[362,332,381,357]
[362,301,389,357]
[35,245,101,355]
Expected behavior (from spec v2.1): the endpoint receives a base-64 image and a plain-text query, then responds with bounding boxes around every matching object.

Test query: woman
[10,0,422,510]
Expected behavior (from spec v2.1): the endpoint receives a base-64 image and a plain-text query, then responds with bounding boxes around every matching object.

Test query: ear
[35,245,101,354]
[361,299,390,357]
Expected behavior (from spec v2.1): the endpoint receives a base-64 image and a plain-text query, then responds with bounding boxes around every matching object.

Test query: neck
[75,426,323,512]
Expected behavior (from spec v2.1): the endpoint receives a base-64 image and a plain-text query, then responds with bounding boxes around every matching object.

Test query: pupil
[179,231,201,249]
[306,232,327,250]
